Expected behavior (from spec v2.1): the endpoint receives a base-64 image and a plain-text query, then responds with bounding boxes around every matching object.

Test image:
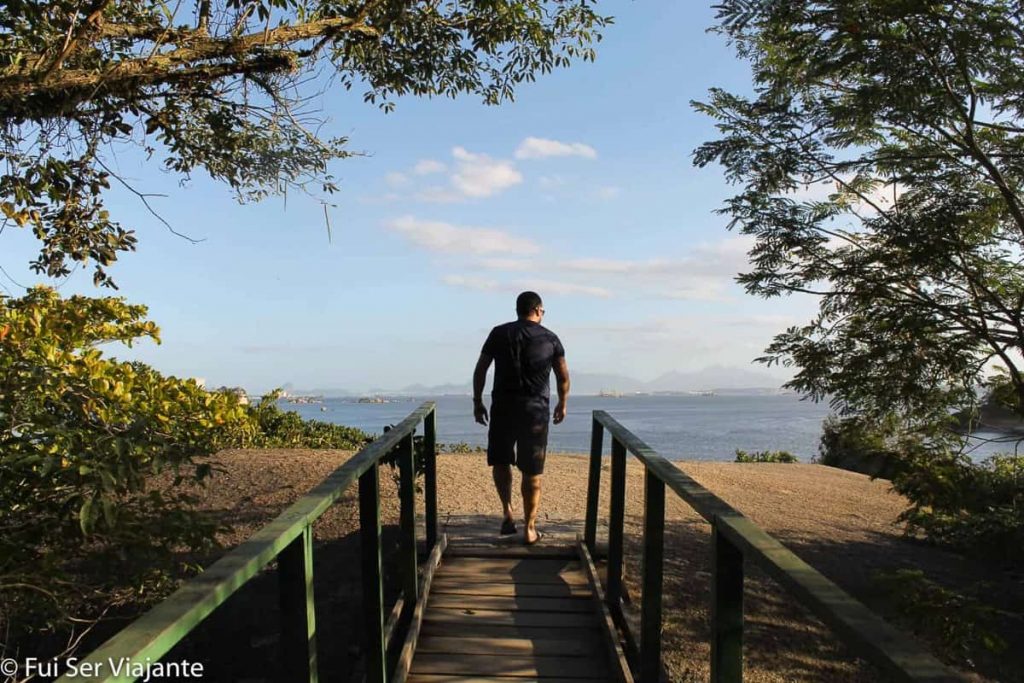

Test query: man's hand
[474,399,489,426]
[553,400,567,424]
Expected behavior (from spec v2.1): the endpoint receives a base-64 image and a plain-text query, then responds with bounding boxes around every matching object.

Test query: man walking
[473,291,570,545]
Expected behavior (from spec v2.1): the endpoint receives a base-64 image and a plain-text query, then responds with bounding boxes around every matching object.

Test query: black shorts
[487,396,550,475]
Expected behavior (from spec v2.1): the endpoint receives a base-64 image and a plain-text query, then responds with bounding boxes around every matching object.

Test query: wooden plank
[640,470,665,683]
[577,539,635,683]
[423,409,438,550]
[711,526,743,683]
[430,581,593,599]
[425,608,596,628]
[410,654,609,679]
[428,595,593,613]
[391,534,448,683]
[606,439,626,609]
[442,557,580,568]
[360,463,387,683]
[446,546,579,559]
[398,434,419,607]
[408,676,608,683]
[416,636,601,657]
[433,572,590,587]
[584,417,604,552]
[419,622,600,640]
[278,525,318,683]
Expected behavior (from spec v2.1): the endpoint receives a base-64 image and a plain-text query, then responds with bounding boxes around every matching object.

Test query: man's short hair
[516,291,543,316]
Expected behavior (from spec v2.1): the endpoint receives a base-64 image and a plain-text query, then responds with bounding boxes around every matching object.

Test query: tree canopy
[0,0,610,286]
[694,0,1024,430]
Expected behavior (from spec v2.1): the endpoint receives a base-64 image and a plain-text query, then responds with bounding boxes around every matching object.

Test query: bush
[0,289,374,648]
[242,393,371,449]
[441,441,476,454]
[734,449,798,463]
[0,288,251,635]
[816,414,913,479]
[874,569,1007,666]
[894,452,1024,565]
[818,413,1024,565]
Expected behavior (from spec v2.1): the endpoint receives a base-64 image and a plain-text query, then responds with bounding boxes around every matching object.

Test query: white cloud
[414,159,446,175]
[450,147,523,198]
[515,137,598,160]
[442,273,611,299]
[518,278,611,298]
[414,186,465,204]
[461,236,756,302]
[476,257,536,271]
[537,175,567,190]
[594,185,621,200]
[442,274,500,291]
[384,215,540,255]
[384,172,408,188]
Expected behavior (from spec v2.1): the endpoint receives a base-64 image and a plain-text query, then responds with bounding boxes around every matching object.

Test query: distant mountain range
[283,365,787,397]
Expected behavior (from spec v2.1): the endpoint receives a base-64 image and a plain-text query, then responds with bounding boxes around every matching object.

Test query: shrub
[0,288,251,635]
[734,449,798,463]
[242,393,371,449]
[818,413,1024,565]
[441,441,476,454]
[874,569,1007,667]
[816,414,913,479]
[894,452,1024,565]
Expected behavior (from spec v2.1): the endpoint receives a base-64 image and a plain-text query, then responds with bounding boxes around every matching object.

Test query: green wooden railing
[57,401,438,683]
[584,410,964,683]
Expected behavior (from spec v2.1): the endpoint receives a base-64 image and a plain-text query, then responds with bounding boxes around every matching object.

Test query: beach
[160,449,1022,682]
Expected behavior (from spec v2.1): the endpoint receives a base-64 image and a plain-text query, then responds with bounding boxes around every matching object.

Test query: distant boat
[598,389,624,398]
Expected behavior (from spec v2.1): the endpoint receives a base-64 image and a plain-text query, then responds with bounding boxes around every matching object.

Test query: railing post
[641,469,665,683]
[279,525,318,682]
[711,521,744,683]
[424,408,438,551]
[606,437,627,609]
[398,434,419,608]
[359,462,387,683]
[584,416,604,554]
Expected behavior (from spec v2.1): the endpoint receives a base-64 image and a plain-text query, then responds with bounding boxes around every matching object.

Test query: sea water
[280,394,1020,462]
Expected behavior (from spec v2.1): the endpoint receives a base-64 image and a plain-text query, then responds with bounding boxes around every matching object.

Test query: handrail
[58,401,438,683]
[585,410,964,683]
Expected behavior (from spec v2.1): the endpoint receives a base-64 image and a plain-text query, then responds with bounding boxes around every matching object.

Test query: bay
[280,393,1020,462]
[281,394,834,461]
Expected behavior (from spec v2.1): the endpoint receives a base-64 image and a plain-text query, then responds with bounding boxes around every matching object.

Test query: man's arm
[552,355,570,424]
[473,352,492,425]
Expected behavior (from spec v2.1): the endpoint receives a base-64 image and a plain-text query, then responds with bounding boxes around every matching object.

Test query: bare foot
[524,527,542,545]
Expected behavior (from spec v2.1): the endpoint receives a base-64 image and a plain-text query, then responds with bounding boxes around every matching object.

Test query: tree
[694,0,1024,431]
[0,1,610,286]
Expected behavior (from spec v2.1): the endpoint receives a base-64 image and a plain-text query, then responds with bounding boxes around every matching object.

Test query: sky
[2,2,822,394]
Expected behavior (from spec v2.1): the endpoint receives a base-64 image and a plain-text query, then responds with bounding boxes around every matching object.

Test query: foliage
[694,1,1024,430]
[0,286,250,633]
[0,0,611,287]
[817,413,917,479]
[874,569,1007,668]
[819,413,1024,563]
[243,392,371,449]
[894,451,1024,564]
[440,441,476,454]
[734,448,797,463]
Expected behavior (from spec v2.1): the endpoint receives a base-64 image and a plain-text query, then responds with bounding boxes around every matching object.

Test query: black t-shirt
[482,320,565,399]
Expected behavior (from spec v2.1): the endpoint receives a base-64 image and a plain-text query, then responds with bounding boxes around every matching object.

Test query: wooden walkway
[400,519,632,683]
